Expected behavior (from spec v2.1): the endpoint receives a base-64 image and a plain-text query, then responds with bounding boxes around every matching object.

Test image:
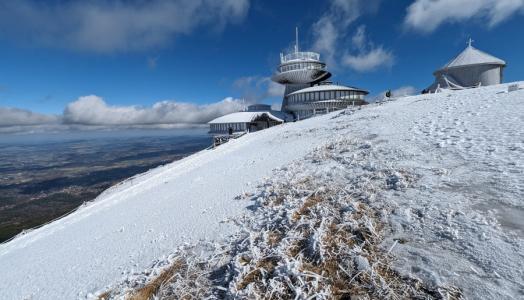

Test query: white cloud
[267,81,285,98]
[343,47,394,72]
[233,76,284,102]
[0,107,59,126]
[312,16,340,67]
[311,0,386,70]
[62,95,245,125]
[0,0,250,53]
[352,25,367,50]
[0,95,247,133]
[342,26,394,72]
[270,102,282,111]
[405,0,524,33]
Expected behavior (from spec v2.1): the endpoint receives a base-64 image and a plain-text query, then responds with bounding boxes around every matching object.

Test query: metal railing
[281,51,320,63]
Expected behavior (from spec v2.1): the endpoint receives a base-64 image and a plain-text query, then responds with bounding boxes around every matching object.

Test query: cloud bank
[405,0,524,33]
[0,0,250,53]
[0,96,245,133]
[0,107,59,126]
[63,96,244,125]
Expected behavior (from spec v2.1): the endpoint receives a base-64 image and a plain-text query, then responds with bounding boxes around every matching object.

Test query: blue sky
[0,0,523,131]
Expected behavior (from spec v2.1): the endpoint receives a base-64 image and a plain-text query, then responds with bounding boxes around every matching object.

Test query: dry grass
[127,259,184,300]
[104,138,462,299]
[97,290,111,300]
[292,194,324,221]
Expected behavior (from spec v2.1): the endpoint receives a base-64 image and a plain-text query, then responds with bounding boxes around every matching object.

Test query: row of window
[295,108,333,119]
[210,123,246,132]
[279,62,323,73]
[287,90,365,104]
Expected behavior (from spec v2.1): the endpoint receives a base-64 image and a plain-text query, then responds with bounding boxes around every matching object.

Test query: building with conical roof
[427,40,506,92]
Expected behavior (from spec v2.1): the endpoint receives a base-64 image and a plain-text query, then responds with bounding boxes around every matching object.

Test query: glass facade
[287,89,366,104]
[210,122,248,133]
[279,62,324,73]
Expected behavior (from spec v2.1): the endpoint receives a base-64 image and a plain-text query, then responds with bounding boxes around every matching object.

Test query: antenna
[468,37,474,47]
[295,27,299,53]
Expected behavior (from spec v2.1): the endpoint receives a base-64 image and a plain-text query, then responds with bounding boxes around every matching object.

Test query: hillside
[0,83,523,299]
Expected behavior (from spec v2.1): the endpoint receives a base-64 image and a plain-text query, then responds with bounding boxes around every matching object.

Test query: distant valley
[0,129,211,242]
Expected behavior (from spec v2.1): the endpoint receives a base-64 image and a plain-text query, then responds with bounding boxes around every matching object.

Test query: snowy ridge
[1,83,523,299]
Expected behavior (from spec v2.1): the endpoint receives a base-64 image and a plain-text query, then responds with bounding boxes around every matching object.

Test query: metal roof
[440,45,506,70]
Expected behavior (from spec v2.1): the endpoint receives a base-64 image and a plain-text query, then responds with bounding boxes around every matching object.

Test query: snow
[440,45,505,70]
[208,111,292,124]
[287,84,366,95]
[1,82,523,299]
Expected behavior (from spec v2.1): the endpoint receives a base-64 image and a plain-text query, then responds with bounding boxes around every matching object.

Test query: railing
[212,132,246,147]
[281,51,320,63]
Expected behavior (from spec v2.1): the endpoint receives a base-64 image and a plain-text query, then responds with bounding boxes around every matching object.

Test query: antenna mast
[295,27,299,53]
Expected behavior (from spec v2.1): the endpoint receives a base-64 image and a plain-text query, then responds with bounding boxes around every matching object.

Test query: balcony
[281,51,320,63]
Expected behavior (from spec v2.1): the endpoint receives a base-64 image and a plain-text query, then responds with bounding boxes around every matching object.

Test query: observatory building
[208,104,292,135]
[427,40,506,92]
[271,28,368,120]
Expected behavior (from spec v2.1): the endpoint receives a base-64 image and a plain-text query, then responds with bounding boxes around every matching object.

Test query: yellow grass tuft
[128,259,184,300]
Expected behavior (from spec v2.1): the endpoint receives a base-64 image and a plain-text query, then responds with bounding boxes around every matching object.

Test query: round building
[427,40,506,92]
[285,83,368,120]
[271,29,368,119]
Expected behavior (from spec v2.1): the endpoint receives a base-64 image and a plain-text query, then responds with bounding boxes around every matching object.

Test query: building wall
[431,64,503,91]
[284,88,367,119]
[209,122,247,134]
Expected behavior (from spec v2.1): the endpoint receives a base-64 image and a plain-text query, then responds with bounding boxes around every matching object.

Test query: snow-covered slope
[0,83,523,299]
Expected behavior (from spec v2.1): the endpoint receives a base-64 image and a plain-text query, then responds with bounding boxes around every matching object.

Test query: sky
[0,0,523,133]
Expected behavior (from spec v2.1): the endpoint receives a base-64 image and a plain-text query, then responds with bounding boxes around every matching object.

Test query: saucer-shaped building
[271,29,368,120]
